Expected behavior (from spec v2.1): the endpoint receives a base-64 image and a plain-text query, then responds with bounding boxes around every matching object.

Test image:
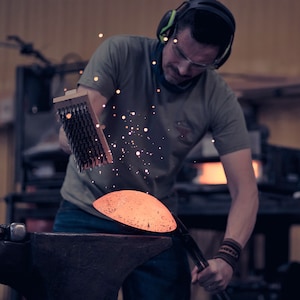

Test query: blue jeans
[53,200,191,300]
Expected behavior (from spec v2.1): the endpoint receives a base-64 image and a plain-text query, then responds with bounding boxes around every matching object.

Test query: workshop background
[1,0,300,299]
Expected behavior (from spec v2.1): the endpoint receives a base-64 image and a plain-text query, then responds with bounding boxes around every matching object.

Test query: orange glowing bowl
[93,190,177,233]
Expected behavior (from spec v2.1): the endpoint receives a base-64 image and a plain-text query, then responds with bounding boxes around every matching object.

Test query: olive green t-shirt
[60,35,250,216]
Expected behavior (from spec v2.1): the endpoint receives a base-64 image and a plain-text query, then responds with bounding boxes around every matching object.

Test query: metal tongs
[174,216,231,300]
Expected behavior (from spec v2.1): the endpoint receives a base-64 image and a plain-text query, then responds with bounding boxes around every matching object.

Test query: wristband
[214,238,242,270]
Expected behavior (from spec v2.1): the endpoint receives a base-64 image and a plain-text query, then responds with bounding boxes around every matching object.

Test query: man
[54,0,259,299]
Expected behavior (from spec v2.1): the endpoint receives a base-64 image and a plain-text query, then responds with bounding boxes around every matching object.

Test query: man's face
[162,27,219,85]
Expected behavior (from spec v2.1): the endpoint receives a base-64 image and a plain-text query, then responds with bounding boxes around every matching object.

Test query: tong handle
[174,216,231,300]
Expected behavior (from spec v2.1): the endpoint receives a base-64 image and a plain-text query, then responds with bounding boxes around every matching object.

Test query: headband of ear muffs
[156,0,236,68]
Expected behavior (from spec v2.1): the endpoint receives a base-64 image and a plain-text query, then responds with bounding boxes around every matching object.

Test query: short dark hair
[177,9,233,58]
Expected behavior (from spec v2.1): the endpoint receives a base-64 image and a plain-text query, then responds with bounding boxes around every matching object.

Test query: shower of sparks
[75,31,173,188]
[86,101,165,189]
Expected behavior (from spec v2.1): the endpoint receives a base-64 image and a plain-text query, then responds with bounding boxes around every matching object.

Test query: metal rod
[174,216,232,300]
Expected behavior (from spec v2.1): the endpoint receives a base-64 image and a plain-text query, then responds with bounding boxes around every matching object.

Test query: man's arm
[58,85,108,154]
[192,148,259,292]
[221,148,259,246]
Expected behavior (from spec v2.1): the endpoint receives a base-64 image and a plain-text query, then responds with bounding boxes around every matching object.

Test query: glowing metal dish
[93,190,177,233]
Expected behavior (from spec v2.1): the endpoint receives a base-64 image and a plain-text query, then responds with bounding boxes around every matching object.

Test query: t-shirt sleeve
[78,36,123,100]
[207,73,251,156]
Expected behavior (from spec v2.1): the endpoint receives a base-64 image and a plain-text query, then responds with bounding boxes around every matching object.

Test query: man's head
[157,0,235,85]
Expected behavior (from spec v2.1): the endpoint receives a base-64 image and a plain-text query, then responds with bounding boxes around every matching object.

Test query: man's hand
[191,258,233,294]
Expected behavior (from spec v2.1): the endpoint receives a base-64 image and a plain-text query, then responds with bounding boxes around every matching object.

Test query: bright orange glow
[93,190,177,233]
[65,112,72,119]
[195,160,261,185]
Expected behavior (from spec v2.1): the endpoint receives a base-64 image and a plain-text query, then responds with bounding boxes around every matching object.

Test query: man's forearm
[59,126,72,154]
[224,190,259,248]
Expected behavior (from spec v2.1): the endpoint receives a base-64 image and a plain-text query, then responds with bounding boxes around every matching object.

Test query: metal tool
[53,90,113,171]
[174,215,231,300]
[0,222,27,242]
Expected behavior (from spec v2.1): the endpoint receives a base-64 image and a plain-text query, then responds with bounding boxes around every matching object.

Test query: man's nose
[177,60,192,76]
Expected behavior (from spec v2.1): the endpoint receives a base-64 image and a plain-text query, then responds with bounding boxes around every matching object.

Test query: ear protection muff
[156,0,236,68]
[156,9,177,43]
